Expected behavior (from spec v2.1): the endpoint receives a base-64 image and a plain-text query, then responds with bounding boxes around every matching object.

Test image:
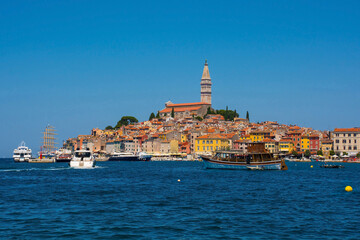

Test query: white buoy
[177,179,181,182]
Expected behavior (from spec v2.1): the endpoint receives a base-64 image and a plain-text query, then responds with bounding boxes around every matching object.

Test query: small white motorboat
[69,148,95,169]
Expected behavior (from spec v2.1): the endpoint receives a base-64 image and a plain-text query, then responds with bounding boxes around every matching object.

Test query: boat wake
[1,165,108,172]
[1,167,70,172]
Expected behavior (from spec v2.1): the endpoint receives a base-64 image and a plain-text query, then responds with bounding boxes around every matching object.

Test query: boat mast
[41,125,57,154]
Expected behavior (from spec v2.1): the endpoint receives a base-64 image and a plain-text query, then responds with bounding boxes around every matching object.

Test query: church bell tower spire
[200,60,212,105]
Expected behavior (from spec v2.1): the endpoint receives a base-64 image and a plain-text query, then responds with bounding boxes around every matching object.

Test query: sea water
[0,159,359,239]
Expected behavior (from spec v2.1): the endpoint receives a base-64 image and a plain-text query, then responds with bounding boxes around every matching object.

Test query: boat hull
[69,161,95,168]
[108,156,150,161]
[13,157,30,162]
[56,158,72,163]
[201,157,282,170]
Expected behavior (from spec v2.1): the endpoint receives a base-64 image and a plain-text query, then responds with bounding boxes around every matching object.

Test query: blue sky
[1,0,359,157]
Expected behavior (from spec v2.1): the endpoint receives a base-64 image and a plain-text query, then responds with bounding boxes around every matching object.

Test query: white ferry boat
[69,148,95,168]
[13,142,32,162]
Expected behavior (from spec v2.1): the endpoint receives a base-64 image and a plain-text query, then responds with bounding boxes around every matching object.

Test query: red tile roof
[197,134,229,140]
[166,102,210,107]
[159,106,201,113]
[334,128,360,132]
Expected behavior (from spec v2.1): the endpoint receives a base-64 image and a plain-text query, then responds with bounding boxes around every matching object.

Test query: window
[349,140,351,143]
[216,140,218,144]
[336,140,339,143]
[354,146,357,150]
[354,134,357,137]
[298,138,300,141]
[348,134,351,137]
[211,146,213,151]
[349,146,352,150]
[343,146,346,150]
[337,146,339,150]
[207,146,209,151]
[202,140,205,144]
[197,146,199,150]
[210,140,213,144]
[343,140,346,143]
[197,140,199,144]
[355,140,357,144]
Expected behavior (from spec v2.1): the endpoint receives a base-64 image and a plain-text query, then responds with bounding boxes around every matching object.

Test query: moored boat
[55,148,72,162]
[13,141,32,162]
[108,152,151,161]
[201,143,287,170]
[69,148,95,168]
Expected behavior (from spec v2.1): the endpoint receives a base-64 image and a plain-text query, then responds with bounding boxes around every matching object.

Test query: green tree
[195,116,203,121]
[216,108,239,121]
[343,152,348,156]
[357,152,360,158]
[317,150,323,156]
[171,108,175,118]
[291,150,298,156]
[206,107,215,115]
[304,150,311,158]
[156,111,160,119]
[105,125,113,130]
[115,116,138,129]
[329,150,335,156]
[149,112,155,121]
[246,111,249,121]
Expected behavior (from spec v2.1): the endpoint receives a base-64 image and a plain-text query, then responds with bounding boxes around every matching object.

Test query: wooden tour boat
[201,143,288,170]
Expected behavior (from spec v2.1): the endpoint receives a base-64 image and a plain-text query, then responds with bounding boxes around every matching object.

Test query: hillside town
[62,61,360,159]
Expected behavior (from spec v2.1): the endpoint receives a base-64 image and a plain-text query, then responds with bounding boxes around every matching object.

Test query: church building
[159,60,212,118]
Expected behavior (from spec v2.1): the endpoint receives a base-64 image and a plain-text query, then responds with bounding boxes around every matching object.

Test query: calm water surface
[0,159,359,239]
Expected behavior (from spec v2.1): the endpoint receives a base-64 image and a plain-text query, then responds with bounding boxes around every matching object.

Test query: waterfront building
[250,130,271,142]
[195,134,231,154]
[263,138,279,153]
[233,139,251,153]
[301,135,310,152]
[287,130,302,151]
[332,128,360,156]
[321,139,333,157]
[179,142,191,154]
[160,141,172,154]
[142,138,161,154]
[279,138,294,153]
[309,135,320,153]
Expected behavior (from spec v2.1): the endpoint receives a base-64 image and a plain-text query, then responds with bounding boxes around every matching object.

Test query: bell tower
[200,60,212,105]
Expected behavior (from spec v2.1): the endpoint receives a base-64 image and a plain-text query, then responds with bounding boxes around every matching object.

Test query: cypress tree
[246,111,249,121]
[149,112,155,121]
[156,111,160,119]
[171,107,175,118]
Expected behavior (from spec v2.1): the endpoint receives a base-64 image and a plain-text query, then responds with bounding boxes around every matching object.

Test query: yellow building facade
[250,131,271,142]
[301,136,310,151]
[195,134,230,153]
[279,139,294,153]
